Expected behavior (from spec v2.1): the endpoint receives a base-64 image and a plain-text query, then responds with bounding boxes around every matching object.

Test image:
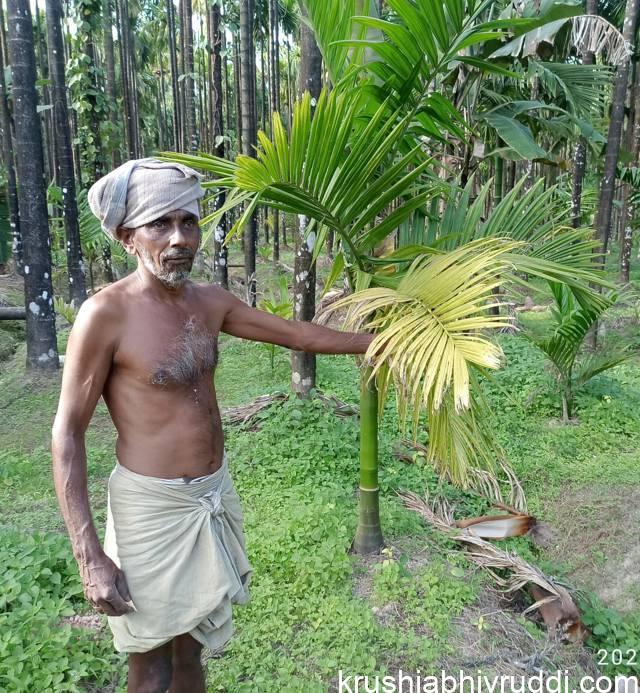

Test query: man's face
[119,210,201,288]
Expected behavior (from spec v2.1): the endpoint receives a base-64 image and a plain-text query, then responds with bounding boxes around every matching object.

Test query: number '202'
[597,649,637,666]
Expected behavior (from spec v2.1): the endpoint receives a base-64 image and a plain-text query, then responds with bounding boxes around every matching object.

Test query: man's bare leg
[169,633,205,693]
[127,642,173,693]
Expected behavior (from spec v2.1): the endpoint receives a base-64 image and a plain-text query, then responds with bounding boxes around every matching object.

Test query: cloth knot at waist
[199,488,224,517]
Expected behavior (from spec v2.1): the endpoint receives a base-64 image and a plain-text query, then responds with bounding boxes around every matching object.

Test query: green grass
[2,272,640,688]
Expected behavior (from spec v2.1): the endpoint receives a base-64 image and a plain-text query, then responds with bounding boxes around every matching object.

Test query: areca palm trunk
[268,0,280,260]
[211,1,228,288]
[596,0,640,257]
[7,0,58,371]
[166,0,181,151]
[0,4,21,275]
[354,366,384,553]
[239,0,257,305]
[181,0,197,151]
[46,0,86,305]
[291,5,320,398]
[103,0,120,167]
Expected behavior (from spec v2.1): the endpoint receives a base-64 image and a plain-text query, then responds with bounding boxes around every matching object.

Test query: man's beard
[138,246,194,288]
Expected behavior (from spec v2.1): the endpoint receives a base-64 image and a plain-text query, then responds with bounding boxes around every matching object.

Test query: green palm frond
[163,89,437,268]
[574,350,632,389]
[300,0,372,84]
[328,238,519,432]
[428,176,612,311]
[427,384,505,486]
[528,283,616,377]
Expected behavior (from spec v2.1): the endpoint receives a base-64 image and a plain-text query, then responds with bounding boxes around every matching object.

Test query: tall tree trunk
[596,0,640,257]
[181,0,197,151]
[7,0,58,371]
[125,0,141,156]
[572,0,597,228]
[260,34,267,131]
[233,33,242,152]
[239,0,257,305]
[211,1,228,288]
[268,0,280,261]
[103,0,120,167]
[291,6,321,398]
[116,0,135,158]
[0,2,22,275]
[46,0,86,305]
[354,366,384,553]
[34,0,54,184]
[621,56,640,281]
[166,0,181,151]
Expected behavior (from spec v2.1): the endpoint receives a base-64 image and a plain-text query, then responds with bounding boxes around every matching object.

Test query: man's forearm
[296,321,374,354]
[51,430,103,564]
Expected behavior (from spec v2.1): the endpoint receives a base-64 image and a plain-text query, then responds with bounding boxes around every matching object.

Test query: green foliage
[526,283,632,421]
[257,275,293,370]
[580,597,640,676]
[0,529,121,691]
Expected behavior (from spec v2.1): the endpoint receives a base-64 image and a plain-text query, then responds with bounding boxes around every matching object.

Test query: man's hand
[79,553,135,617]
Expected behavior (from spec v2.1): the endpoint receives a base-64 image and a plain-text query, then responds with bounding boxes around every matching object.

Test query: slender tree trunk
[34,0,54,184]
[7,0,58,371]
[0,3,22,275]
[291,7,321,397]
[233,33,242,151]
[596,0,640,257]
[103,0,120,167]
[570,0,594,233]
[181,0,197,151]
[620,61,640,281]
[116,0,135,158]
[223,28,231,139]
[125,0,141,156]
[211,1,228,288]
[268,0,280,260]
[285,36,292,131]
[239,0,257,305]
[46,0,86,305]
[166,0,181,151]
[260,34,267,131]
[353,367,384,553]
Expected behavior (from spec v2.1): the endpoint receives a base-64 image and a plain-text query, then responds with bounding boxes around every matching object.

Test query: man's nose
[169,224,189,246]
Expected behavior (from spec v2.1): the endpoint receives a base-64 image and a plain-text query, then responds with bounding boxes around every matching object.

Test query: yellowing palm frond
[327,239,520,434]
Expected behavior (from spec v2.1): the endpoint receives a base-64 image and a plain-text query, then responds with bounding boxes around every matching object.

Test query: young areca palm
[527,284,631,423]
[163,88,606,552]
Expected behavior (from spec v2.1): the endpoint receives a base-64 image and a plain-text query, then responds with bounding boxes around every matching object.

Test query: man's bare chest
[113,309,221,387]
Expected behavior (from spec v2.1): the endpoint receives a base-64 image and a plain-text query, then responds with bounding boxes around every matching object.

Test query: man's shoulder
[75,277,131,327]
[191,281,235,308]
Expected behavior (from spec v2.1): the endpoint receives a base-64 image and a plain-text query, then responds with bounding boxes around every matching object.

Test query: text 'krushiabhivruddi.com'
[336,669,639,693]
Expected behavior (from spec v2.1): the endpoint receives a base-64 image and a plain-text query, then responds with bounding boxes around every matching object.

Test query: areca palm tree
[163,84,608,552]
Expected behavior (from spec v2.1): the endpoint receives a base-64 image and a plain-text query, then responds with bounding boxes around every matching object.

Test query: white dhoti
[103,456,252,653]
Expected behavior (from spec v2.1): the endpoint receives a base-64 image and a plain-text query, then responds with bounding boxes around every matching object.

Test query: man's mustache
[161,251,194,262]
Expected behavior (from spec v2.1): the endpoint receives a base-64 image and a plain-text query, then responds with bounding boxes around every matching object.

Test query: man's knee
[172,633,203,668]
[128,647,173,693]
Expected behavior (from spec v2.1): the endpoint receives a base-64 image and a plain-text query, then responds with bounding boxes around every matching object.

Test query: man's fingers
[115,571,132,603]
[95,598,118,617]
[104,588,135,615]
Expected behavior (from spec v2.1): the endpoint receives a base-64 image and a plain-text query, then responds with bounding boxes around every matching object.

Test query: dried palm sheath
[398,490,586,642]
[222,393,288,425]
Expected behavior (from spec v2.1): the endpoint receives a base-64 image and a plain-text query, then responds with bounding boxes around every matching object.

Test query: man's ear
[115,227,136,255]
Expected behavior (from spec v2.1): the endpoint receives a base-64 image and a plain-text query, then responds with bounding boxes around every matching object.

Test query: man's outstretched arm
[51,298,133,617]
[218,288,374,354]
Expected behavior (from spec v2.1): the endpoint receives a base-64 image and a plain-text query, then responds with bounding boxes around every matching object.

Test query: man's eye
[153,220,166,229]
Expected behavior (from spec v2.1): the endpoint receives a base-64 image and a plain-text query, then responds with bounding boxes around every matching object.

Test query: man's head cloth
[88,158,205,241]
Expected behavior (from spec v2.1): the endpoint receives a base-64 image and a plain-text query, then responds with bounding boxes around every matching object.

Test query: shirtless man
[51,159,373,693]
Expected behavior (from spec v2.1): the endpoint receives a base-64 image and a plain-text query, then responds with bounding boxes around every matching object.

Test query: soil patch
[543,485,640,613]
